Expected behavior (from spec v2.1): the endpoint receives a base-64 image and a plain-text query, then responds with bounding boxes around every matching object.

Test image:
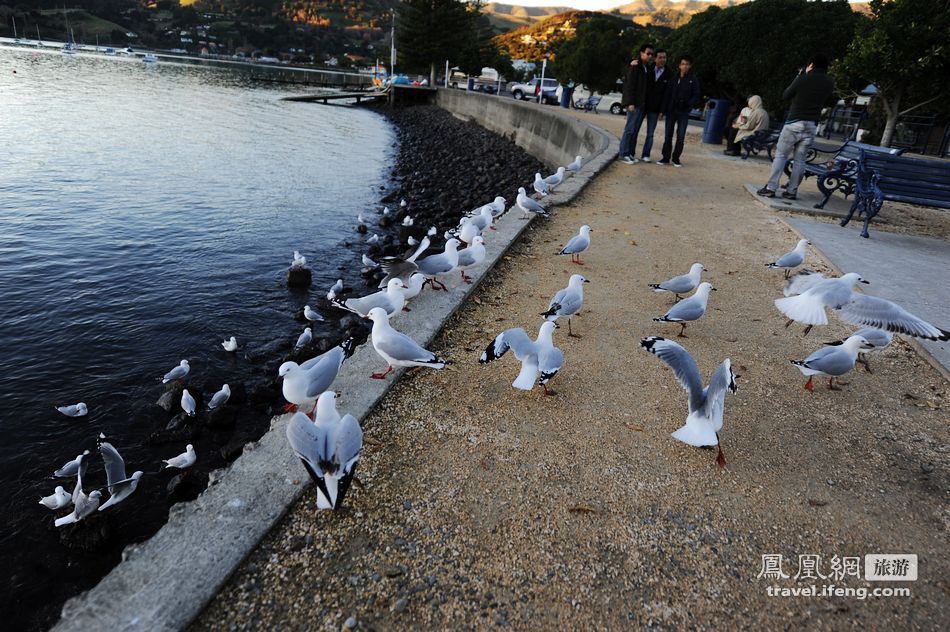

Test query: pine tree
[397,0,480,84]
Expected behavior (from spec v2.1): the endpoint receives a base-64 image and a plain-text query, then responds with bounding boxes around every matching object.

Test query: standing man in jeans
[618,44,654,165]
[658,55,700,167]
[757,54,836,199]
[632,49,671,163]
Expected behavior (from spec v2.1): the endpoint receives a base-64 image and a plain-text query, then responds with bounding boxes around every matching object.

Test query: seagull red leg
[804,376,813,392]
[715,434,726,469]
[370,366,394,379]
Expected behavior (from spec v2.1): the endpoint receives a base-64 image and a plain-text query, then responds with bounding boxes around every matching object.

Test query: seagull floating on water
[208,383,231,409]
[791,334,874,391]
[557,225,591,265]
[766,239,809,278]
[163,444,197,470]
[366,307,447,379]
[541,274,589,338]
[55,402,88,418]
[517,187,547,219]
[55,487,100,527]
[480,321,563,395]
[279,338,357,415]
[649,263,706,301]
[162,359,190,384]
[39,486,72,510]
[286,393,363,510]
[97,437,143,511]
[221,336,238,352]
[653,282,716,337]
[640,336,738,468]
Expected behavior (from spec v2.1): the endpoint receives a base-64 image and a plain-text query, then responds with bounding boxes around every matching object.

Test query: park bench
[573,95,602,113]
[840,149,950,238]
[740,126,782,161]
[787,139,905,209]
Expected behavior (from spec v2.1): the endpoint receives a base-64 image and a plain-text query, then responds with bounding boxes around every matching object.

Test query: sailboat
[36,25,42,48]
[61,9,77,54]
[12,15,21,43]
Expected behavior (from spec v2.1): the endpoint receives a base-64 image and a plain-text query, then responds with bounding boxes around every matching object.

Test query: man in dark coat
[658,55,701,167]
[630,48,672,162]
[618,44,654,164]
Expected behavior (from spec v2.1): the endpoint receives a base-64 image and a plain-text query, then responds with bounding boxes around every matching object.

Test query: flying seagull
[480,321,563,395]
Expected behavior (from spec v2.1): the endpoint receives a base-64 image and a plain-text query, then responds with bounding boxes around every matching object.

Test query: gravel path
[195,131,948,630]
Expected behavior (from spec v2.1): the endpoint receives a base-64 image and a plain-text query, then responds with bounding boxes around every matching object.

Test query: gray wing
[457,249,476,267]
[345,290,389,314]
[480,328,533,363]
[377,330,439,363]
[302,348,345,398]
[659,273,694,294]
[54,453,87,478]
[334,414,363,474]
[640,337,704,412]
[98,442,128,490]
[209,390,229,409]
[662,295,705,322]
[773,250,804,268]
[548,288,568,310]
[300,345,343,371]
[163,366,186,381]
[783,271,827,297]
[552,287,583,317]
[836,295,949,340]
[559,234,589,255]
[416,252,453,276]
[519,196,546,214]
[286,412,329,478]
[853,327,893,348]
[802,346,854,375]
[538,346,563,385]
[378,259,419,287]
[700,360,736,421]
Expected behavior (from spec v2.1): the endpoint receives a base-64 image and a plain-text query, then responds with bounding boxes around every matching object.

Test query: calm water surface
[0,48,393,628]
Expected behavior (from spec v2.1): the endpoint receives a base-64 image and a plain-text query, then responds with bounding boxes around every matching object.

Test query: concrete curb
[54,99,619,632]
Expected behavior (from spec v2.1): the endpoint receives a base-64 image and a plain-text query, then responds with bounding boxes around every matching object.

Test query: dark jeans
[637,111,660,159]
[662,112,690,162]
[618,108,644,157]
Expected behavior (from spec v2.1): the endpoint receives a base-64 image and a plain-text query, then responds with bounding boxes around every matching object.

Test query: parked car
[509,78,559,104]
[564,86,625,115]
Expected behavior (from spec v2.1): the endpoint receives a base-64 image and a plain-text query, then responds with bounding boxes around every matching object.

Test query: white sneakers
[641,156,652,163]
[620,156,639,165]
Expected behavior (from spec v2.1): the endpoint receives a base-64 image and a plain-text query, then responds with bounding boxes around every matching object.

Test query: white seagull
[825,327,892,373]
[367,233,379,244]
[541,274,589,337]
[468,205,495,232]
[303,304,325,322]
[55,402,88,418]
[292,251,307,268]
[327,279,344,300]
[162,359,190,384]
[791,334,874,391]
[53,451,89,478]
[366,307,447,379]
[54,488,101,527]
[649,263,706,301]
[180,389,196,416]
[533,172,549,197]
[221,336,238,352]
[557,225,591,265]
[766,239,809,278]
[295,327,313,350]
[456,236,486,284]
[39,486,72,510]
[410,238,460,291]
[544,167,567,189]
[278,338,357,415]
[640,336,738,468]
[376,237,431,288]
[457,216,480,245]
[286,393,363,510]
[163,444,197,470]
[566,155,583,172]
[479,321,563,395]
[97,437,144,511]
[516,187,547,219]
[208,383,231,409]
[653,282,716,337]
[331,278,407,317]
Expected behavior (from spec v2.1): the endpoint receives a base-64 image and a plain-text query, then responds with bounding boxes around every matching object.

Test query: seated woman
[725,95,769,155]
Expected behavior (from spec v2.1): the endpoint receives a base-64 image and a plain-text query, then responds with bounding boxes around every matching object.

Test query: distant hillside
[482,2,573,32]
[495,10,634,62]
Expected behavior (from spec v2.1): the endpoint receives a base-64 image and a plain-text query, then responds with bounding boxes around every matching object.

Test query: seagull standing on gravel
[163,444,197,470]
[826,327,892,373]
[766,239,809,278]
[479,321,563,395]
[181,389,196,416]
[649,263,706,301]
[295,327,313,350]
[517,187,547,219]
[791,334,874,391]
[653,282,716,337]
[366,307,447,379]
[331,278,407,317]
[533,172,550,197]
[566,155,583,173]
[541,274,589,337]
[208,383,231,409]
[456,236,486,284]
[303,305,325,322]
[221,336,238,352]
[55,402,88,418]
[286,393,363,510]
[39,486,72,510]
[544,167,567,189]
[557,225,591,265]
[640,336,738,468]
[777,272,949,339]
[97,437,144,511]
[279,338,357,415]
[162,359,190,384]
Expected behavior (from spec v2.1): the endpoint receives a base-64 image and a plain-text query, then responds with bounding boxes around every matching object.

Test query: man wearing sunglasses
[619,44,654,164]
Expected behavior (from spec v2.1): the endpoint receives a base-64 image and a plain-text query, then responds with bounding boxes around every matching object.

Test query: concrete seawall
[54,92,618,631]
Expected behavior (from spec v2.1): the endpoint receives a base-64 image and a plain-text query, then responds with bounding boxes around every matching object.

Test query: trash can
[559,83,574,109]
[467,77,475,91]
[702,98,731,144]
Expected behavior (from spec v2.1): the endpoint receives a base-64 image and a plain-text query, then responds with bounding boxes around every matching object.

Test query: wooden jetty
[282,90,388,104]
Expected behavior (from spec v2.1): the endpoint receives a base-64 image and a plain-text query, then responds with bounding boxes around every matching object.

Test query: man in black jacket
[757,53,836,199]
[658,55,701,167]
[618,44,654,164]
[631,48,672,162]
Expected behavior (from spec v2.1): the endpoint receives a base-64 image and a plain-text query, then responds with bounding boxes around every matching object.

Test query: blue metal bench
[573,95,602,113]
[841,149,950,238]
[740,126,781,161]
[787,140,904,209]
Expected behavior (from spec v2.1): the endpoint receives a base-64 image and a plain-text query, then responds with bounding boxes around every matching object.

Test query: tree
[398,0,481,84]
[550,15,639,94]
[834,0,950,147]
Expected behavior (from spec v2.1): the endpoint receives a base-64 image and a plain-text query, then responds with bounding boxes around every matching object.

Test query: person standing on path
[757,54,835,199]
[632,49,671,162]
[658,55,700,167]
[618,44,654,164]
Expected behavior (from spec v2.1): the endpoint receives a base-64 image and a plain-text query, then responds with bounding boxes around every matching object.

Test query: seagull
[457,236,486,284]
[366,307,447,379]
[55,402,88,418]
[427,226,438,237]
[303,305,325,322]
[479,321,563,395]
[766,239,809,278]
[162,359,190,384]
[331,278,407,317]
[402,215,414,227]
[278,338,357,415]
[457,217,480,245]
[557,225,591,265]
[383,207,391,216]
[285,393,363,510]
[653,282,716,337]
[292,251,307,268]
[777,272,949,339]
[208,383,231,409]
[376,236,430,288]
[221,336,238,352]
[415,238,461,291]
[326,279,344,300]
[541,274,589,337]
[640,336,738,468]
[163,444,197,470]
[407,236,419,246]
[533,172,549,197]
[401,273,427,304]
[295,327,313,350]
[649,263,706,301]
[357,213,365,224]
[53,451,89,478]
[367,233,379,244]
[791,334,874,391]
[361,254,378,269]
[825,327,892,373]
[54,488,101,527]
[400,198,407,207]
[39,486,72,510]
[468,206,495,232]
[97,437,144,511]
[566,155,583,172]
[544,167,566,189]
[482,196,507,217]
[517,187,547,219]
[181,389,196,416]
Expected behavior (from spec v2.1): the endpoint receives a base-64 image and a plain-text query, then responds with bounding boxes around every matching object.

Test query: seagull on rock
[55,402,88,418]
[557,225,591,265]
[766,239,809,278]
[208,383,231,409]
[162,360,190,384]
[649,263,706,301]
[39,486,72,510]
[295,327,313,350]
[791,334,874,391]
[517,187,547,219]
[180,389,196,416]
[286,393,363,510]
[366,307,447,379]
[97,437,144,511]
[653,282,716,337]
[541,274,589,338]
[292,251,307,269]
[163,444,197,470]
[279,338,357,415]
[777,272,949,339]
[303,305,325,323]
[480,321,563,395]
[327,279,344,300]
[641,336,738,468]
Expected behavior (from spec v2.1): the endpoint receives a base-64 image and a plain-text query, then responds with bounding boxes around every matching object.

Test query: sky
[490,1,714,9]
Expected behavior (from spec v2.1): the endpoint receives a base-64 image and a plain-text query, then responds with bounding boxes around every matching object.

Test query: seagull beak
[553,323,561,329]
[583,279,590,283]
[859,279,870,284]
[711,287,718,291]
